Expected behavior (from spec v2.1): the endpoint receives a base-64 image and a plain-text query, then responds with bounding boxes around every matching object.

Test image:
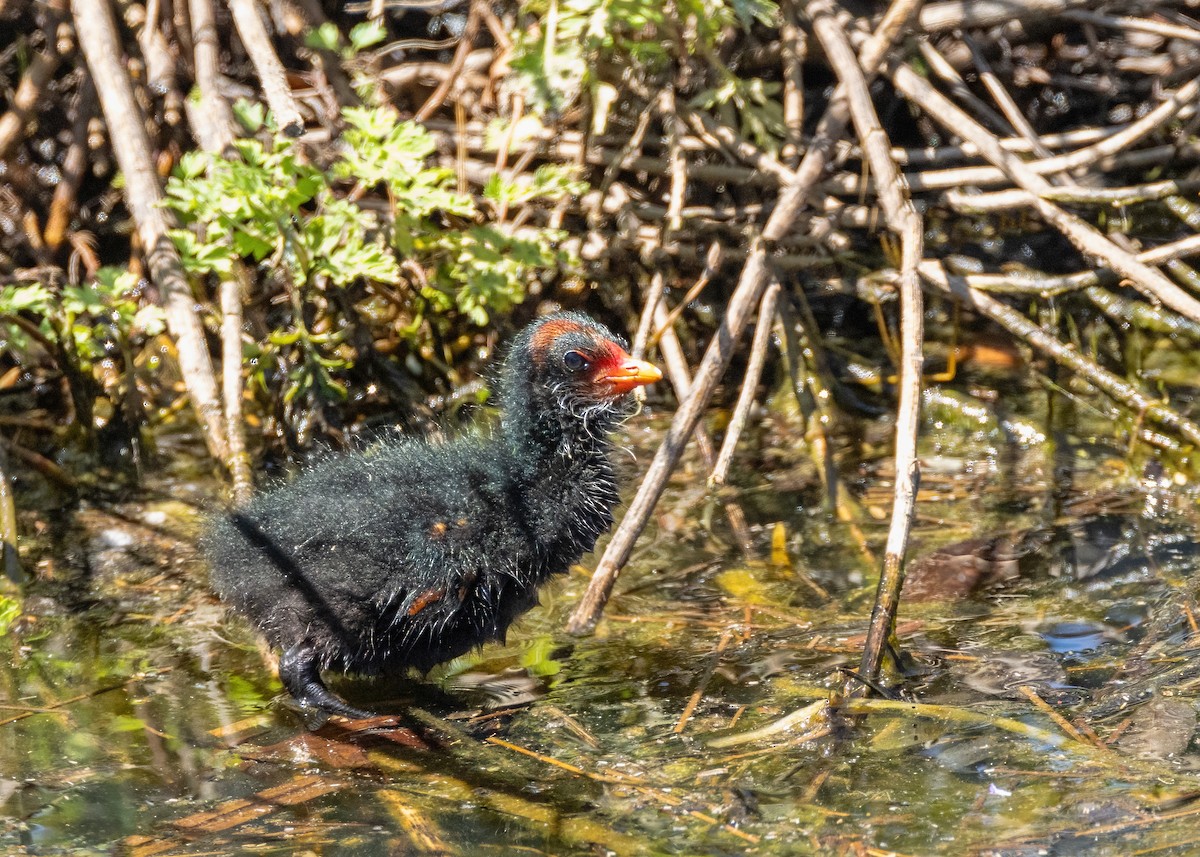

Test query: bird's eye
[563,350,588,371]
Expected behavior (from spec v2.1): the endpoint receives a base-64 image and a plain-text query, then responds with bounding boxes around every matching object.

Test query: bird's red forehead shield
[595,347,663,396]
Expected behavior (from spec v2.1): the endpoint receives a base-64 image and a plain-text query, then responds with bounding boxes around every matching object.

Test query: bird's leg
[278,644,376,720]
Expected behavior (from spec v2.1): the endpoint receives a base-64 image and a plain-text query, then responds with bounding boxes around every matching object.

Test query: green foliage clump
[0,270,165,365]
[511,0,782,148]
[0,595,19,636]
[164,105,583,406]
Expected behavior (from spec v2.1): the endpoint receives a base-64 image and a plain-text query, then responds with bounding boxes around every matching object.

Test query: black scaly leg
[278,644,376,720]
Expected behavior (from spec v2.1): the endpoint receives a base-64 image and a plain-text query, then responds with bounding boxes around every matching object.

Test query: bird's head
[501,312,663,439]
[523,312,661,399]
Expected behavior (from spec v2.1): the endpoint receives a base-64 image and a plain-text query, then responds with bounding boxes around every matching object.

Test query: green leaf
[730,0,777,29]
[94,266,140,297]
[62,285,106,315]
[232,98,267,133]
[349,20,387,52]
[0,283,54,314]
[133,305,167,338]
[176,150,209,180]
[0,596,19,636]
[112,714,154,733]
[306,22,342,53]
[232,229,276,261]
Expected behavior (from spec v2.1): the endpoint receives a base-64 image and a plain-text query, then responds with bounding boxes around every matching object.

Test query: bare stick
[220,275,254,505]
[686,110,794,184]
[654,303,719,470]
[0,50,60,160]
[780,0,805,167]
[811,0,924,686]
[189,0,237,152]
[946,179,1200,213]
[565,0,925,635]
[44,84,94,250]
[186,0,254,502]
[414,0,484,121]
[962,33,1052,159]
[649,243,722,348]
[138,0,183,129]
[1062,9,1200,43]
[593,100,655,204]
[915,0,1093,32]
[0,442,23,585]
[710,281,779,487]
[225,0,304,136]
[916,39,1013,135]
[72,0,230,462]
[652,299,754,554]
[630,270,667,362]
[662,86,687,239]
[861,229,923,684]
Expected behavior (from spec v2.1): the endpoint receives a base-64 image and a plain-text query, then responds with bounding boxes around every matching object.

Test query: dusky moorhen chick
[202,313,662,719]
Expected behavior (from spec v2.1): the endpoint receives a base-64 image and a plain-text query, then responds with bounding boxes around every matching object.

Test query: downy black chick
[201,312,662,719]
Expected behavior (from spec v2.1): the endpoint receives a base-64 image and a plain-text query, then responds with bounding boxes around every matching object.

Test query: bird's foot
[279,644,378,724]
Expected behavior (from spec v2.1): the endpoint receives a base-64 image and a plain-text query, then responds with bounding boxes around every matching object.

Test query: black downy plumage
[201,313,662,719]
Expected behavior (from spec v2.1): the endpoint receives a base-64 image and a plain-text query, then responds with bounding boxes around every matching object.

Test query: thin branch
[915,0,1093,32]
[946,179,1200,213]
[0,49,61,161]
[220,275,254,506]
[710,280,780,487]
[0,441,24,585]
[188,0,237,152]
[649,243,722,348]
[962,33,1053,159]
[226,0,304,136]
[1062,9,1200,43]
[780,0,805,167]
[414,0,484,122]
[811,0,924,687]
[652,297,754,554]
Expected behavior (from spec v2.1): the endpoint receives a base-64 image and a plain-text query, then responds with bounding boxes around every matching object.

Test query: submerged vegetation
[5,0,1200,850]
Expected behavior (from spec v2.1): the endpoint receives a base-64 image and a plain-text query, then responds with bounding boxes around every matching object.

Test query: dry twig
[710,281,780,487]
[810,0,924,686]
[188,0,237,152]
[225,0,304,136]
[0,441,23,585]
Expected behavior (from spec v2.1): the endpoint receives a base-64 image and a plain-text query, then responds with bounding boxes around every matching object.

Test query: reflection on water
[5,409,1200,856]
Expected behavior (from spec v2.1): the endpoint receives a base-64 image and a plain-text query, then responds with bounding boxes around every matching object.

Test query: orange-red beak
[596,352,663,396]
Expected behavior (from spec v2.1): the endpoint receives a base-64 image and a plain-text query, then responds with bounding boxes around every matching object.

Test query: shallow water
[5,399,1200,856]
